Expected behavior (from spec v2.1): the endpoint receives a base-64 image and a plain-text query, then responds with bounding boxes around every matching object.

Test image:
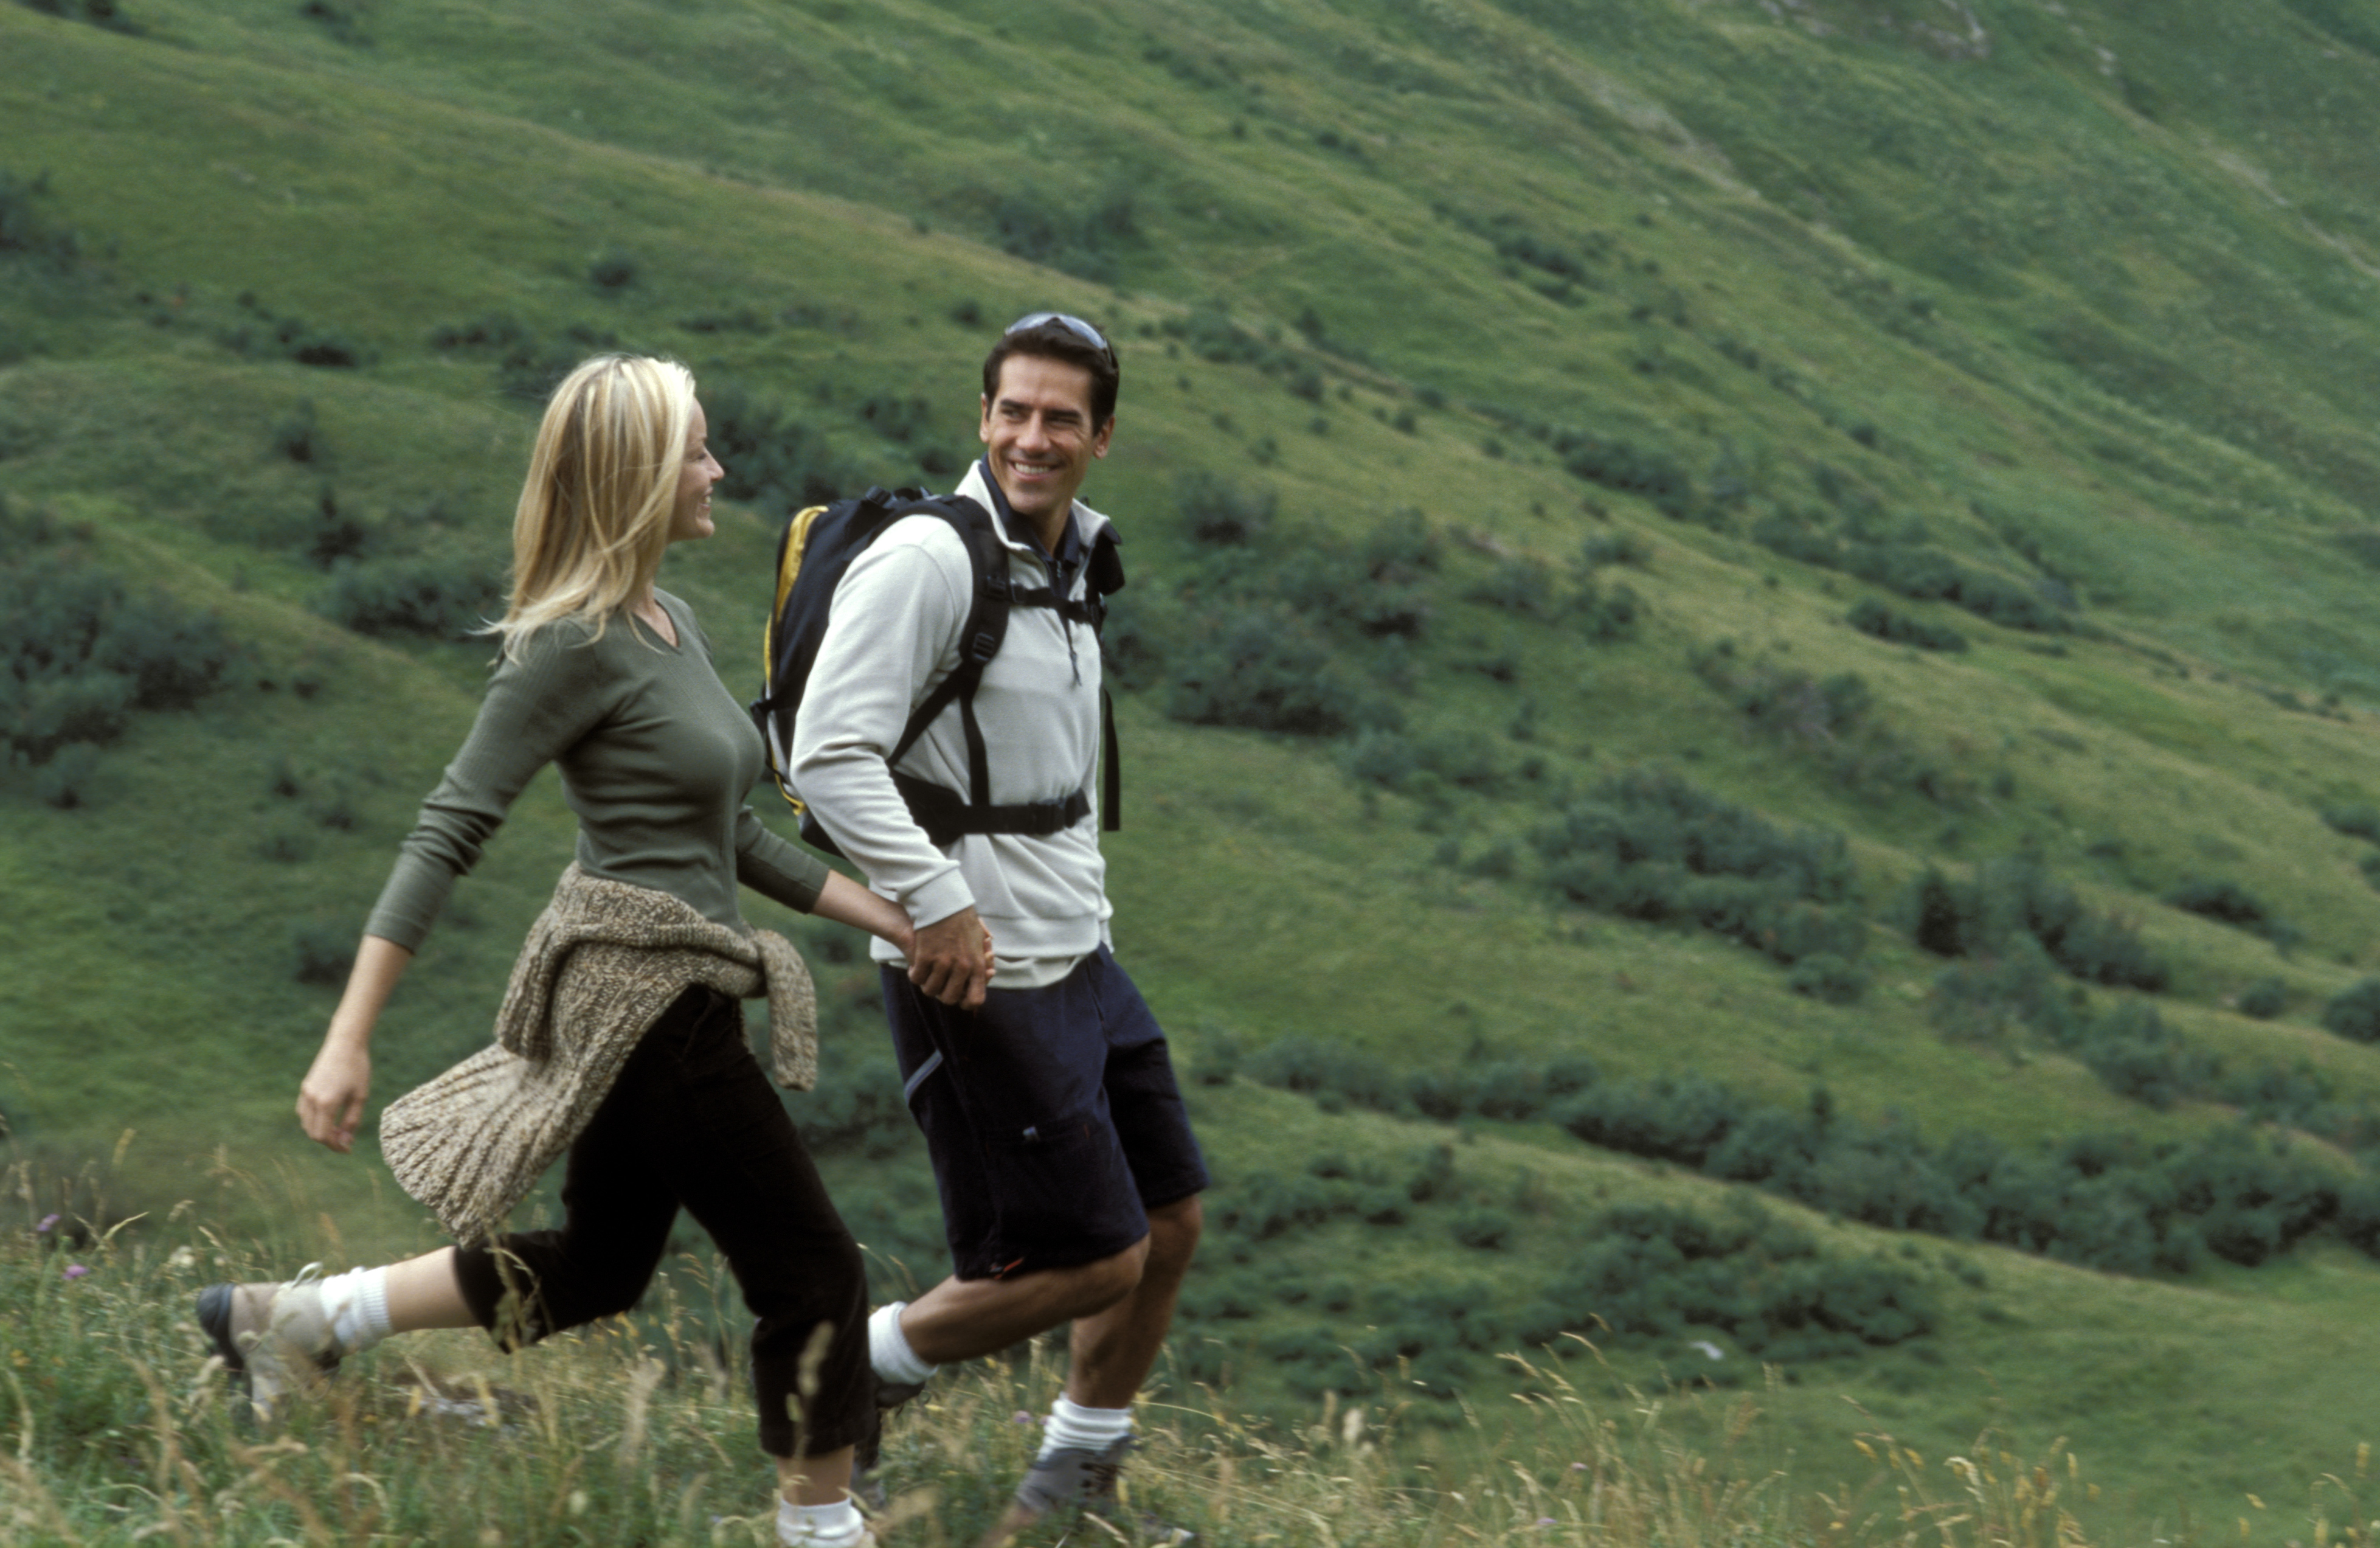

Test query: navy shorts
[883,945,1209,1281]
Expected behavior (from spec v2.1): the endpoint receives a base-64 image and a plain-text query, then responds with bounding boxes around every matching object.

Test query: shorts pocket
[980,1114,1142,1271]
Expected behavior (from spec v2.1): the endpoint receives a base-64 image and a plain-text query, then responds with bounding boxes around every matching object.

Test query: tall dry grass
[0,1157,2258,1547]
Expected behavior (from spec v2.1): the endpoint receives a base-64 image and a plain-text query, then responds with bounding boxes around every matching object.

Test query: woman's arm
[810,869,916,955]
[296,934,414,1154]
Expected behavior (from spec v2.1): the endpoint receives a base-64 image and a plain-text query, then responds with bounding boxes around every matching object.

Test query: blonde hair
[490,354,696,659]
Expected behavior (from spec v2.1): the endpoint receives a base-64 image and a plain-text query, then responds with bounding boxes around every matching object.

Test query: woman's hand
[297,934,413,1154]
[297,1040,372,1153]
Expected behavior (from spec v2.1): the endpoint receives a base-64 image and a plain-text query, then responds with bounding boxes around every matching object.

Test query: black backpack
[749,484,1125,855]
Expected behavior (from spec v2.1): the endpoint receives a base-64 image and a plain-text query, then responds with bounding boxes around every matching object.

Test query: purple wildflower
[1012,1410,1037,1426]
[35,1213,59,1234]
[63,1263,89,1282]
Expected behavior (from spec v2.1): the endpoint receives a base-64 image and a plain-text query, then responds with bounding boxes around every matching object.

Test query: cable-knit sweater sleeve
[363,626,614,953]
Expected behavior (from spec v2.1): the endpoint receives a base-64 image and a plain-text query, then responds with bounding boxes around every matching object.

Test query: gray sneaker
[195,1267,342,1420]
[983,1435,1191,1546]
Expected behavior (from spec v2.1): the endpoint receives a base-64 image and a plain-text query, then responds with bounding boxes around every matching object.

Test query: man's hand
[910,904,992,1010]
[297,1038,372,1153]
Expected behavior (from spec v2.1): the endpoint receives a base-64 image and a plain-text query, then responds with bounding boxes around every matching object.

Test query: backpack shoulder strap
[885,496,1010,812]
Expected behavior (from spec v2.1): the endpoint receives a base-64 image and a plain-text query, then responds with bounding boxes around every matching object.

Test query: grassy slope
[9,0,2380,1529]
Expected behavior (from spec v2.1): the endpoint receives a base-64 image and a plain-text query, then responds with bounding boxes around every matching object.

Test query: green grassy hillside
[10,0,2380,1532]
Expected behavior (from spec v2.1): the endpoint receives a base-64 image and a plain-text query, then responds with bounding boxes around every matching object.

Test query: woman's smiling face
[671,400,724,543]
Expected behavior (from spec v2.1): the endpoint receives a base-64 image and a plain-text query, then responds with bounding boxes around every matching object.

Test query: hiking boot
[980,1435,1192,1546]
[195,1266,342,1419]
[849,1370,928,1513]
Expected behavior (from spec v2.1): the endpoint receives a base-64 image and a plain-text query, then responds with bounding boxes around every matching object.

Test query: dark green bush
[2322,804,2380,843]
[2077,1002,2219,1111]
[2322,978,2380,1043]
[1173,471,1275,546]
[706,381,859,515]
[1533,1199,1934,1359]
[1579,531,1650,569]
[855,394,933,445]
[1895,856,2168,991]
[269,400,320,463]
[1553,432,1694,519]
[2239,976,2287,1019]
[1569,578,1642,641]
[1242,1035,1401,1113]
[31,741,100,808]
[1164,606,1360,735]
[299,489,378,569]
[2167,877,2301,949]
[587,250,640,290]
[1451,1209,1513,1250]
[1,517,236,762]
[1788,952,1870,1004]
[221,296,368,368]
[0,170,85,270]
[1847,597,1968,652]
[1467,556,1555,616]
[989,183,1138,283]
[316,557,497,640]
[289,920,355,986]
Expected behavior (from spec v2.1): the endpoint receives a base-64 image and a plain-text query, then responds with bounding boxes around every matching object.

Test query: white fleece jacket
[789,461,1112,988]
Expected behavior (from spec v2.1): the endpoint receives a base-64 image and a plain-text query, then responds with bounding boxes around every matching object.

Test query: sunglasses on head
[1006,311,1115,364]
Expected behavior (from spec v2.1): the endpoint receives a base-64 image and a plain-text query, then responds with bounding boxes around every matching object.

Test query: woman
[197,355,905,1548]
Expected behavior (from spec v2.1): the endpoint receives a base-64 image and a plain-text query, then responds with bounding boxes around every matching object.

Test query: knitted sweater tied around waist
[379,863,818,1246]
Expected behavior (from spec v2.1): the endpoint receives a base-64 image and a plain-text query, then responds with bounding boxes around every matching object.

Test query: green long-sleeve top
[364,591,828,953]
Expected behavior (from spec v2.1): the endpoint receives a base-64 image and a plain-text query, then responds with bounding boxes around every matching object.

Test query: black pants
[451,986,870,1458]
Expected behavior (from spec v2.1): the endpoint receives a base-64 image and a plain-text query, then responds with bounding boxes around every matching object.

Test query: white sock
[316,1266,393,1354]
[1037,1395,1132,1461]
[779,1498,867,1548]
[868,1302,937,1387]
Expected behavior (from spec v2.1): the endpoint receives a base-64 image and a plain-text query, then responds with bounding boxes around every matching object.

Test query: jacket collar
[958,459,1112,565]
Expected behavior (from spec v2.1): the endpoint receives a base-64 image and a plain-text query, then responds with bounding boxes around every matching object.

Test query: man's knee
[1144,1194,1202,1282]
[1065,1236,1150,1317]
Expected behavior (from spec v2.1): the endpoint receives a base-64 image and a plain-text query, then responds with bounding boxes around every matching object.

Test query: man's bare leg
[1065,1195,1202,1407]
[896,1238,1149,1364]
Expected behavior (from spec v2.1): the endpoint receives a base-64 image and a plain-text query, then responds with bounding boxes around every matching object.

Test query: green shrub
[1534,1200,1935,1359]
[2238,976,2287,1019]
[1,522,236,761]
[1451,1209,1513,1250]
[1846,597,1968,652]
[288,920,356,986]
[1173,471,1275,545]
[2322,803,2380,842]
[1467,556,1554,616]
[0,170,85,269]
[2167,877,2302,949]
[587,250,640,290]
[299,488,378,569]
[316,556,497,639]
[705,381,859,515]
[2078,1002,2219,1111]
[31,741,100,808]
[989,183,1138,283]
[1569,578,1642,641]
[269,399,320,463]
[1164,606,1360,735]
[1788,952,1870,1004]
[1894,855,2168,991]
[2322,978,2380,1043]
[1579,530,1650,569]
[1553,432,1694,519]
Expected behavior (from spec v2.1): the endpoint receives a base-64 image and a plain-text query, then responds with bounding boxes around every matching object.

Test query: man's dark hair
[982,317,1121,428]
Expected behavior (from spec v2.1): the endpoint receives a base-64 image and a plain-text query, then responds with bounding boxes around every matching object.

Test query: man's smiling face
[978,352,1113,538]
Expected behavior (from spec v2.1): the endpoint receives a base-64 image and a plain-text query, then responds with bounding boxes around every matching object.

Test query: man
[789,313,1206,1535]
